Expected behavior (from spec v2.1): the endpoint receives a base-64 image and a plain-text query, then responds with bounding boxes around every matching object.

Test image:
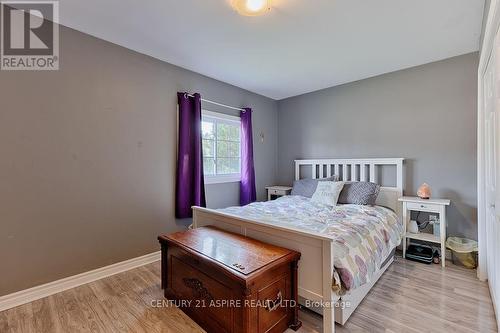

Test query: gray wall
[277,53,478,240]
[481,0,491,50]
[0,26,278,296]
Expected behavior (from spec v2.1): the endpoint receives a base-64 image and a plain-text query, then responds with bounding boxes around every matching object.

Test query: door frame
[478,0,500,283]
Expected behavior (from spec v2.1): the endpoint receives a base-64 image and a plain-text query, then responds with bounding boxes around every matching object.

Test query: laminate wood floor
[0,256,497,333]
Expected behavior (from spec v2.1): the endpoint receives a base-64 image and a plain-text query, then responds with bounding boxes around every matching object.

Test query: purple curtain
[175,92,206,218]
[240,108,256,206]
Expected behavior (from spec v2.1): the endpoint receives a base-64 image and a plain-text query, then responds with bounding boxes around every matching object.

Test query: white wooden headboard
[294,158,405,216]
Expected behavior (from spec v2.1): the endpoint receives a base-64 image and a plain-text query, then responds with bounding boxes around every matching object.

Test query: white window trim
[202,110,241,123]
[202,110,241,185]
[204,174,241,185]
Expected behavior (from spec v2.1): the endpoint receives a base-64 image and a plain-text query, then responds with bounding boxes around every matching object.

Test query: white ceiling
[58,0,485,100]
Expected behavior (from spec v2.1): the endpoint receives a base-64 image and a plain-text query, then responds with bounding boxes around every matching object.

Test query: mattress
[218,195,403,294]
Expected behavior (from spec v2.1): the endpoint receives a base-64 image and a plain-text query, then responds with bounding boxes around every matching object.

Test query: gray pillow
[338,182,380,205]
[291,176,339,198]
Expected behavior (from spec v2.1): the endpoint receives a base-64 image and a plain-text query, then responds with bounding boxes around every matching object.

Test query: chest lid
[161,226,296,276]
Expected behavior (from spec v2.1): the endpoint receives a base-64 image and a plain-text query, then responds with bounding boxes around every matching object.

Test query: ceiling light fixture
[231,0,271,16]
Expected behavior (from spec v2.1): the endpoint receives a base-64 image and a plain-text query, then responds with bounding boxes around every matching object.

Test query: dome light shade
[231,0,271,16]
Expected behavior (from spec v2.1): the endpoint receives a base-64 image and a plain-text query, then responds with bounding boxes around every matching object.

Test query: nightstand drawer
[266,186,292,201]
[407,202,441,213]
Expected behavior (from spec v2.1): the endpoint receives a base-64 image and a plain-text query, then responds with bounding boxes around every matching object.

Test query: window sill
[204,175,241,185]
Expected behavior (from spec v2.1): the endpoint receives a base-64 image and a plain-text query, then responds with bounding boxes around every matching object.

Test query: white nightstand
[266,186,292,201]
[398,196,451,267]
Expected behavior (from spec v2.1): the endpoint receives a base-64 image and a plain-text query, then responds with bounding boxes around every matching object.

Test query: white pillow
[311,181,345,206]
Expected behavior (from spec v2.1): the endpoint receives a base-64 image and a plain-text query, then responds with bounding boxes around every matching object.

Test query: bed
[192,158,404,333]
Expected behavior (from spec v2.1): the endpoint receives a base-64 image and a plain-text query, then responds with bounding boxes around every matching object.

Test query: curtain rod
[186,93,246,112]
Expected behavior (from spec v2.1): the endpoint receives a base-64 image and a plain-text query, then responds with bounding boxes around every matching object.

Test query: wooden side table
[398,196,451,267]
[266,186,292,201]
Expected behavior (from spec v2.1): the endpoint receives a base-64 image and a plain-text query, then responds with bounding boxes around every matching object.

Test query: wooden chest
[158,226,301,333]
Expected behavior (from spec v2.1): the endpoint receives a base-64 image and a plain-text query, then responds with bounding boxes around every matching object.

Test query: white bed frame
[192,158,404,333]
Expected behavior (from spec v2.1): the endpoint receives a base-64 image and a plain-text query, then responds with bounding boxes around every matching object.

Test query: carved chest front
[158,226,301,333]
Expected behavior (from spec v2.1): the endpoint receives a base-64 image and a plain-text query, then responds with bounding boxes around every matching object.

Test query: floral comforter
[218,195,402,294]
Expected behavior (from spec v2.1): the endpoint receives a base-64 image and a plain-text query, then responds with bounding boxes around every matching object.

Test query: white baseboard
[0,251,161,312]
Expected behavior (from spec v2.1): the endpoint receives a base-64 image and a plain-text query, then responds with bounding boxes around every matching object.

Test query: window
[202,110,241,184]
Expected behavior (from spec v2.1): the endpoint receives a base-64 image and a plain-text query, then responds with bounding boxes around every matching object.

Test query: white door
[484,29,500,324]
